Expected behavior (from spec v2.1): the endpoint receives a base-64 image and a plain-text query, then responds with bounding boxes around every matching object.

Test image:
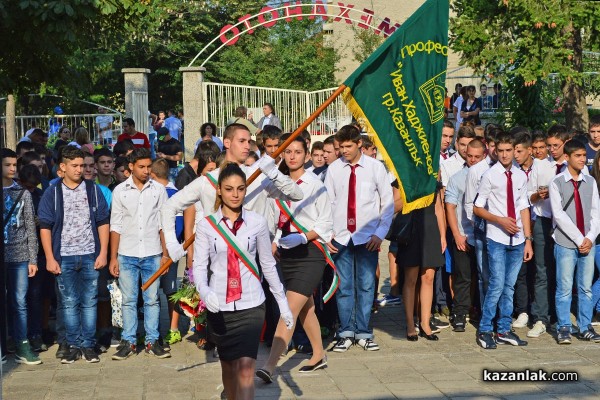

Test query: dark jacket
[38,179,110,264]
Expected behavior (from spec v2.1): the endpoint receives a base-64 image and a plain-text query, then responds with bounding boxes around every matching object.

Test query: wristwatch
[525,236,534,241]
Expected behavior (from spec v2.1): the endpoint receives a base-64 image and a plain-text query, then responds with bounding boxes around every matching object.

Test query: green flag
[343,0,449,214]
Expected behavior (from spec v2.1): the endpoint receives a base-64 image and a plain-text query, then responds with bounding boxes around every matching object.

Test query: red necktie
[440,151,448,160]
[277,179,302,232]
[572,180,585,235]
[225,218,244,303]
[555,163,563,175]
[505,171,516,220]
[347,165,358,233]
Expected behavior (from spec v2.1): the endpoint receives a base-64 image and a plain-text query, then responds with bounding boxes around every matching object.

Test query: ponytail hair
[213,163,247,212]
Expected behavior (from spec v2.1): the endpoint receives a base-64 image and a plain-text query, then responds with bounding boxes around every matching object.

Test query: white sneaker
[512,313,529,329]
[527,321,546,338]
[332,337,354,353]
[356,338,379,351]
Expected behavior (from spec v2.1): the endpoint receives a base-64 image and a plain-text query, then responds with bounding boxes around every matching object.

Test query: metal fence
[1,113,122,147]
[203,82,353,136]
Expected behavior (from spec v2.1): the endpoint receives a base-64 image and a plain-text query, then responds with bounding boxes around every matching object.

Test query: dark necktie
[572,180,585,235]
[347,165,358,233]
[277,179,303,232]
[506,171,516,220]
[440,151,448,160]
[555,163,563,175]
[225,218,244,304]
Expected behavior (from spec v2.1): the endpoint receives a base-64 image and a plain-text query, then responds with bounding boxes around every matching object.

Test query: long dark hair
[213,163,246,212]
[278,135,308,176]
[591,150,600,192]
[194,140,220,176]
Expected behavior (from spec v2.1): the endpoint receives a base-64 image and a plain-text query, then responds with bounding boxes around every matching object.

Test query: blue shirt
[445,167,474,245]
[164,116,182,141]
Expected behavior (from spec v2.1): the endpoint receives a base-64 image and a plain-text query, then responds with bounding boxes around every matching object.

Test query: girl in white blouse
[256,136,334,382]
[193,164,293,400]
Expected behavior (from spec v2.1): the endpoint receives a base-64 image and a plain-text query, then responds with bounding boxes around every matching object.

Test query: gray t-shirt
[60,182,95,256]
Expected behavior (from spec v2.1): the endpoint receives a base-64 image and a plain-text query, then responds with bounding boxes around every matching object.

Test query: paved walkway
[2,245,600,400]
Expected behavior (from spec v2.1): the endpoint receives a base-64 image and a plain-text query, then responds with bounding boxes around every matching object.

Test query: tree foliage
[450,0,600,131]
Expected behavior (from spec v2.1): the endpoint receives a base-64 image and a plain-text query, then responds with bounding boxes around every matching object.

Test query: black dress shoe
[418,330,439,341]
[256,368,273,383]
[406,330,418,341]
[299,358,327,372]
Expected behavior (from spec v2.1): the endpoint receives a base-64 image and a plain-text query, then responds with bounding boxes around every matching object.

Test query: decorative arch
[188,1,401,68]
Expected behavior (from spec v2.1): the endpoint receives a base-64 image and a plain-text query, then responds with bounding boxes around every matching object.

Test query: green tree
[450,0,600,131]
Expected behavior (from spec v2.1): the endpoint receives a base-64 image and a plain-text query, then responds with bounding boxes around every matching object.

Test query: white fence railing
[203,82,353,136]
[1,113,123,147]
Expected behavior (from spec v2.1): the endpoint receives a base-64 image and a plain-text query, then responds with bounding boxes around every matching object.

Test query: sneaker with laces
[112,340,136,360]
[15,340,42,365]
[61,346,81,364]
[451,314,466,332]
[557,326,571,344]
[477,332,497,349]
[145,341,171,358]
[496,331,528,346]
[577,326,600,342]
[512,313,529,329]
[527,321,546,338]
[55,342,70,359]
[29,336,48,352]
[356,338,379,351]
[332,337,353,352]
[377,294,402,306]
[165,329,182,345]
[82,347,100,363]
[431,316,450,329]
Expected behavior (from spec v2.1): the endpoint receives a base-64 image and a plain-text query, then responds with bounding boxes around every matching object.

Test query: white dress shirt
[273,171,333,243]
[324,154,394,246]
[464,155,494,221]
[527,158,555,218]
[193,208,287,312]
[111,177,167,257]
[440,152,467,187]
[161,163,303,244]
[550,170,600,247]
[473,163,530,245]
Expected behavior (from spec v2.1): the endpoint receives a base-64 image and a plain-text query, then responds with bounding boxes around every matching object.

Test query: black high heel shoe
[406,332,418,342]
[418,325,439,341]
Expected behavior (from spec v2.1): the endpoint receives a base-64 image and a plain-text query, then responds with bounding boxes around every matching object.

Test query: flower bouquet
[169,268,207,331]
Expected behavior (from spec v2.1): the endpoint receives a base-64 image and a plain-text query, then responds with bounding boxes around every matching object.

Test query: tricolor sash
[205,215,260,281]
[206,173,218,189]
[275,199,339,303]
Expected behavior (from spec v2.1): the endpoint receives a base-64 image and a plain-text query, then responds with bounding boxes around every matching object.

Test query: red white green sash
[205,215,260,281]
[275,199,339,303]
[206,173,218,189]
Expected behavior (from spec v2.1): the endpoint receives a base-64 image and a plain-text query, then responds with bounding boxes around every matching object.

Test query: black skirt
[396,202,445,269]
[206,303,265,361]
[279,241,326,297]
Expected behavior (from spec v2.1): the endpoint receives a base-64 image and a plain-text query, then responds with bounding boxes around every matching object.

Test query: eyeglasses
[547,143,564,150]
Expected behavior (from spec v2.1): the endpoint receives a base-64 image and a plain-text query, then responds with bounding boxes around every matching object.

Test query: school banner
[342,0,449,213]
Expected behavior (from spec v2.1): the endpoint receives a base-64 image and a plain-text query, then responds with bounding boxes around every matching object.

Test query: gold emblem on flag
[419,70,446,124]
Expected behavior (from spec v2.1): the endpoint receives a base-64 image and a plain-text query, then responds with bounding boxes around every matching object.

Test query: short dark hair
[262,125,282,142]
[1,148,18,159]
[547,124,570,143]
[361,136,375,149]
[513,131,532,148]
[300,129,311,143]
[263,102,276,115]
[495,132,514,147]
[485,126,503,144]
[323,135,335,146]
[443,119,454,130]
[18,151,41,169]
[531,130,547,143]
[564,138,586,155]
[115,156,130,172]
[223,123,250,140]
[94,147,114,163]
[467,138,486,150]
[113,139,135,157]
[19,164,42,188]
[127,148,151,164]
[29,128,47,138]
[123,117,135,127]
[311,141,324,153]
[335,125,362,144]
[16,141,34,155]
[60,145,85,163]
[457,126,476,140]
[33,143,48,157]
[590,115,600,129]
[195,140,221,175]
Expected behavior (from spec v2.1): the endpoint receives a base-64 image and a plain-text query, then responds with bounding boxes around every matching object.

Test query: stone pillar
[179,66,206,161]
[121,68,151,128]
[5,94,16,150]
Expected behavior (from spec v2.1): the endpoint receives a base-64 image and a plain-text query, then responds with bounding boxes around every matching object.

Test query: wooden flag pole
[142,84,347,291]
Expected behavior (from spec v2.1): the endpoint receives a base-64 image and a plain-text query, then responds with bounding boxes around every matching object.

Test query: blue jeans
[118,254,161,345]
[474,225,490,308]
[333,239,378,340]
[479,239,524,333]
[590,245,600,312]
[6,262,29,342]
[531,217,556,324]
[555,244,595,330]
[56,254,99,348]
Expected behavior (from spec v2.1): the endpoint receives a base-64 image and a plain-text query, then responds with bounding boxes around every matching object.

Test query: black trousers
[451,241,477,316]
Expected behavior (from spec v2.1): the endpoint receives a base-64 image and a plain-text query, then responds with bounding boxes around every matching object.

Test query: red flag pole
[142,84,347,291]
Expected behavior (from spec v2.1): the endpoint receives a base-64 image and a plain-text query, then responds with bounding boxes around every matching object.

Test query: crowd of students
[3,110,600,399]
